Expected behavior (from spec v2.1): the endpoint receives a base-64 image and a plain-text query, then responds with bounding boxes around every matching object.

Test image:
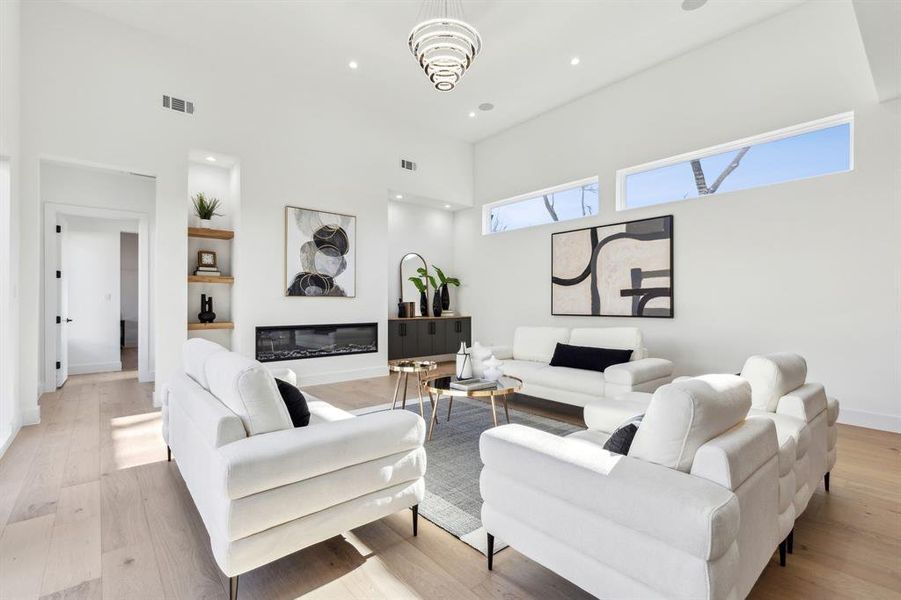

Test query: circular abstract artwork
[286,207,355,297]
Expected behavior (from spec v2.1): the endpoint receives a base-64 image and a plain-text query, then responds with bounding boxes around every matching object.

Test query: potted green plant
[416,267,444,317]
[408,275,429,317]
[434,266,461,311]
[192,192,222,228]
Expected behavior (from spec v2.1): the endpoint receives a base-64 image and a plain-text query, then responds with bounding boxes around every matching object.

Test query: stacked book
[195,266,221,277]
[449,378,497,391]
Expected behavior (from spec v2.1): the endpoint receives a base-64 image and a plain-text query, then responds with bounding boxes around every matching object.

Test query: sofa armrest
[776,382,827,423]
[479,424,739,561]
[268,367,297,386]
[604,358,674,386]
[219,410,425,499]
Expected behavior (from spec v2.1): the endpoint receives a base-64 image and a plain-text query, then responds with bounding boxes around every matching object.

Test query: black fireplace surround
[256,323,378,362]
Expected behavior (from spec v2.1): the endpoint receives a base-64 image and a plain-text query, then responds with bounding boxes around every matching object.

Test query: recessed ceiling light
[468,111,476,118]
[205,156,216,162]
[570,56,580,66]
[681,0,707,10]
[444,204,452,209]
[478,103,494,111]
[348,60,359,69]
[395,194,403,199]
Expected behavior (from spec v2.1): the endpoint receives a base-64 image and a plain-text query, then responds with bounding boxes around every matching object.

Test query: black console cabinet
[388,316,471,360]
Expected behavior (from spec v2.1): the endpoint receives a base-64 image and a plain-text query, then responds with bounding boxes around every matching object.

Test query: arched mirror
[399,252,428,316]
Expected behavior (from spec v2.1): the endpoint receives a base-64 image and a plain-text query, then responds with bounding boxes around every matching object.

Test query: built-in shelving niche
[187,151,240,349]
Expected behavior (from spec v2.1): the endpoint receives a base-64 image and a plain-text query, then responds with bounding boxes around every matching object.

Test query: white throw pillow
[204,352,293,436]
[628,375,751,472]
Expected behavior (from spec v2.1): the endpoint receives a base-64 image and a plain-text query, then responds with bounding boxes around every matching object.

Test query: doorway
[42,161,155,390]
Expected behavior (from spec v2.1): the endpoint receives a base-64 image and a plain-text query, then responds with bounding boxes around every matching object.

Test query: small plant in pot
[433,266,461,311]
[192,192,222,228]
[408,275,430,317]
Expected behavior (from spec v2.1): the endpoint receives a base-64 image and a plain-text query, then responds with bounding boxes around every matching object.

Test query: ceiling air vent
[162,95,195,115]
[400,159,417,171]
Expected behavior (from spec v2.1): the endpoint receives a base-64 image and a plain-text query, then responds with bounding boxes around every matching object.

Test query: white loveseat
[479,376,781,599]
[162,339,426,599]
[471,326,673,408]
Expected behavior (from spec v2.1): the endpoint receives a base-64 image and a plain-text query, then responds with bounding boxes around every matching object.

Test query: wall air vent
[400,159,417,171]
[162,95,195,115]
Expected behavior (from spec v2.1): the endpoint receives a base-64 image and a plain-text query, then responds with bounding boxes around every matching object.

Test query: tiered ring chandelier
[408,0,482,92]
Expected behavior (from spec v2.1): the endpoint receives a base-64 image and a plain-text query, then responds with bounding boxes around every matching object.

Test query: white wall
[457,1,901,431]
[387,200,458,315]
[64,216,133,374]
[0,0,22,450]
[121,232,138,346]
[18,0,473,417]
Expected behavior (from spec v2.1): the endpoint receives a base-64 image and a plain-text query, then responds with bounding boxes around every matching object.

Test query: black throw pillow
[275,378,311,427]
[548,343,633,373]
[603,417,643,455]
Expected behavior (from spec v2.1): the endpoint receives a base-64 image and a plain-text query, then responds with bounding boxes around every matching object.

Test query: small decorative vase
[419,291,428,317]
[483,355,504,381]
[432,290,442,317]
[198,294,216,323]
[199,218,212,229]
[441,284,450,311]
[456,342,472,379]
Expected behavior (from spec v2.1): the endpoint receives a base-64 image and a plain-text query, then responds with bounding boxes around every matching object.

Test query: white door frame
[43,202,153,387]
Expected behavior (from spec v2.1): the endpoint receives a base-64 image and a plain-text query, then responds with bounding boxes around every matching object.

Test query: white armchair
[163,339,426,599]
[479,375,781,600]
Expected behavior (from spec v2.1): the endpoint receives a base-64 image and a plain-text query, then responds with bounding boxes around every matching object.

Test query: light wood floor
[0,369,898,600]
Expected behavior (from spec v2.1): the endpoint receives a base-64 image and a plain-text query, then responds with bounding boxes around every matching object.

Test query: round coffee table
[388,360,438,418]
[421,375,523,441]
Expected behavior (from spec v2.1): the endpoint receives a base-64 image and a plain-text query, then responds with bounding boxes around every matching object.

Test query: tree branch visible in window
[581,183,596,216]
[690,147,750,195]
[489,212,508,232]
[543,194,559,221]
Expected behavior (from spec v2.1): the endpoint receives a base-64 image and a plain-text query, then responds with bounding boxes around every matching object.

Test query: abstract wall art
[285,206,355,297]
[551,215,673,317]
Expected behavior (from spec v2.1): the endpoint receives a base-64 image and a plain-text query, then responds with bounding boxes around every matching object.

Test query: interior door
[56,220,68,387]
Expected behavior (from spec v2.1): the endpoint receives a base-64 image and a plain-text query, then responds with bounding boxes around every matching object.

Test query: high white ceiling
[65,0,804,143]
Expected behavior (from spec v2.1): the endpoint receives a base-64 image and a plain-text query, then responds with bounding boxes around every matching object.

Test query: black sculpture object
[198,294,216,323]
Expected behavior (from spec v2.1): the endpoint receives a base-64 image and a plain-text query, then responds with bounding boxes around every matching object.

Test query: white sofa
[471,326,673,408]
[162,339,426,599]
[480,376,781,599]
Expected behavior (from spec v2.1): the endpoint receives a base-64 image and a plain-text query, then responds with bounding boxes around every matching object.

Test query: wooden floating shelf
[188,275,235,284]
[188,227,234,240]
[188,322,234,331]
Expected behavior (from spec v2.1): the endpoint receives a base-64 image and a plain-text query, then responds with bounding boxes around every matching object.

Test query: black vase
[419,290,428,317]
[432,290,442,317]
[440,284,450,310]
[198,294,216,323]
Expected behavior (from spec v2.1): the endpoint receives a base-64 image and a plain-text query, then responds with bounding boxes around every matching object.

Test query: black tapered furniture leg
[487,533,494,570]
[778,540,787,567]
[229,575,239,600]
[787,529,794,554]
[167,446,171,462]
[825,472,830,492]
[412,504,419,537]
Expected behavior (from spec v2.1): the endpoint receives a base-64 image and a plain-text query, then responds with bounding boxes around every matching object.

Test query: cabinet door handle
[400,323,405,337]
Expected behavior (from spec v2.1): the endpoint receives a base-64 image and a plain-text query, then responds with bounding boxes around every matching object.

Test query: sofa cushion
[740,353,807,412]
[500,359,547,380]
[583,392,652,433]
[528,366,605,395]
[748,408,810,458]
[569,327,644,361]
[205,352,293,436]
[826,396,840,426]
[549,343,632,373]
[512,327,571,362]
[275,378,311,427]
[183,338,228,390]
[629,375,752,472]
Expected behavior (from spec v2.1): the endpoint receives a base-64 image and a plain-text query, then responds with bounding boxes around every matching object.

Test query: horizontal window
[483,177,599,235]
[617,113,853,210]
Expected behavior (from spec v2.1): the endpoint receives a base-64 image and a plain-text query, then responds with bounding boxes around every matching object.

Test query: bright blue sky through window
[489,183,598,233]
[625,123,851,208]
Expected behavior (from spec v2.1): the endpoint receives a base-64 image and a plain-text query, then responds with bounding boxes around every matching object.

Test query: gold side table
[421,375,523,441]
[388,360,438,418]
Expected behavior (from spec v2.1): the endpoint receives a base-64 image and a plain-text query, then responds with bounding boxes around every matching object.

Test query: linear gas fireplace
[256,322,378,362]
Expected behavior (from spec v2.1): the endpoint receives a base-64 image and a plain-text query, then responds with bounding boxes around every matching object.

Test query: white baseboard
[0,423,21,460]
[21,405,41,426]
[68,361,122,375]
[837,408,901,433]
[298,365,389,387]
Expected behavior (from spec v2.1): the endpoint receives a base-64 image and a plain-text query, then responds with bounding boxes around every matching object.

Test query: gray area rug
[354,395,582,554]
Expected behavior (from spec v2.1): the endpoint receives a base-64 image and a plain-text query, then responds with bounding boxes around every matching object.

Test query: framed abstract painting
[285,206,356,297]
[551,215,673,317]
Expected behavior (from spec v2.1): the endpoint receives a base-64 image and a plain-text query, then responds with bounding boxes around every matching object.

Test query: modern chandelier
[408,0,482,92]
